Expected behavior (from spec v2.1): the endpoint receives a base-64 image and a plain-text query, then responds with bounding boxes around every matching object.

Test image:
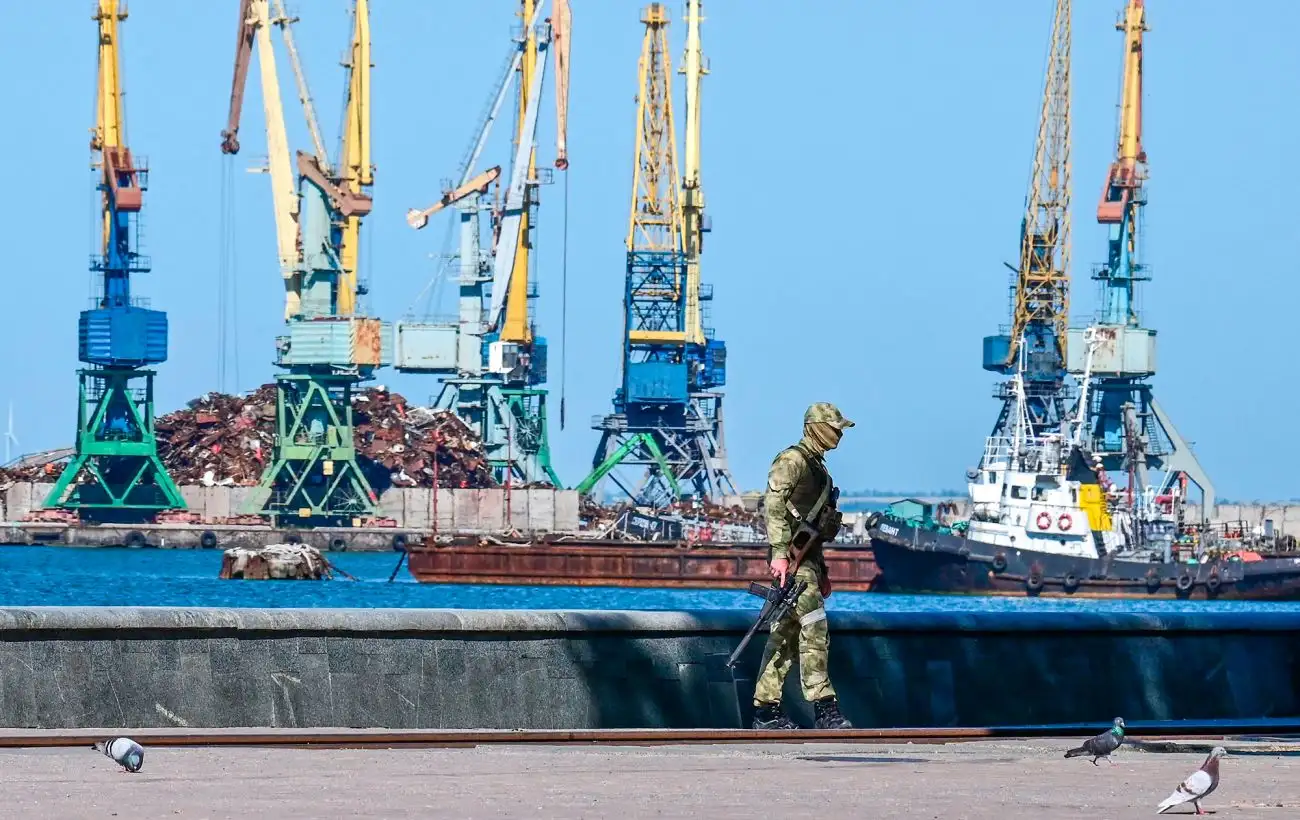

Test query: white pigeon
[93,737,145,773]
[1156,746,1225,815]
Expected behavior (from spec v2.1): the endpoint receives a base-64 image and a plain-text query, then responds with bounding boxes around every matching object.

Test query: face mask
[806,422,843,451]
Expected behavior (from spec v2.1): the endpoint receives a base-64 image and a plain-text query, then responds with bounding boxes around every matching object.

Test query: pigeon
[93,737,145,773]
[1063,717,1126,765]
[1156,746,1226,815]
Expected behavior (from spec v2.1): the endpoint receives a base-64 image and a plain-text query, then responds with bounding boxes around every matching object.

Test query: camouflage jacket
[764,436,836,566]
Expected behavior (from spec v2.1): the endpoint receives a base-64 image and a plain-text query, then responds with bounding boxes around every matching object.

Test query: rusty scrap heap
[151,385,498,490]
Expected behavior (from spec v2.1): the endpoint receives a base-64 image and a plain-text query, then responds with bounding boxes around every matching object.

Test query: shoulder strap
[783,444,833,523]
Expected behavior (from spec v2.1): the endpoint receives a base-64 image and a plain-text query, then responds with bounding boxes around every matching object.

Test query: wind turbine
[6,403,17,466]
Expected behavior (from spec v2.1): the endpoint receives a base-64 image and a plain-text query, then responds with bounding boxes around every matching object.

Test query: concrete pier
[1,607,1298,730]
[2,483,582,534]
[1,737,1295,819]
[0,482,582,550]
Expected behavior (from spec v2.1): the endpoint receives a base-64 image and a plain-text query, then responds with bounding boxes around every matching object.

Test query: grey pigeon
[1156,746,1225,815]
[93,737,144,773]
[1063,717,1126,765]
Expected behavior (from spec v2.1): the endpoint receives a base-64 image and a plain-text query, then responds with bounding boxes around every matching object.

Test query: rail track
[4,722,1300,750]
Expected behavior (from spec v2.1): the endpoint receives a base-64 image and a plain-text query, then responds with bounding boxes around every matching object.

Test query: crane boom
[337,0,373,316]
[487,10,551,334]
[680,0,705,345]
[1097,0,1145,225]
[553,0,571,170]
[269,0,330,168]
[1006,0,1071,369]
[93,0,125,155]
[626,3,680,255]
[502,0,540,344]
[220,0,255,155]
[222,0,300,319]
[406,166,501,229]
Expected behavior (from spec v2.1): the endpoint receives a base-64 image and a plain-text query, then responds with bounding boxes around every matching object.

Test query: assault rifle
[726,575,808,669]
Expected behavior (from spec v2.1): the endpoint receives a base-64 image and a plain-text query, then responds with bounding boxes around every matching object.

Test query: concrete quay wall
[0,607,1296,731]
[0,483,581,536]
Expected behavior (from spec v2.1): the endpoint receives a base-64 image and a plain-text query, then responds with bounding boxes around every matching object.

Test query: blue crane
[45,1,186,521]
[581,1,736,507]
[1065,0,1215,521]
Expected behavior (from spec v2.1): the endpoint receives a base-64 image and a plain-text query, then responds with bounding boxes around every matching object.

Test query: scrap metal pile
[579,497,766,543]
[152,385,501,490]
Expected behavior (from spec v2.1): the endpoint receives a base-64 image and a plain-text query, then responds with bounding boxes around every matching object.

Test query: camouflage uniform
[751,402,854,730]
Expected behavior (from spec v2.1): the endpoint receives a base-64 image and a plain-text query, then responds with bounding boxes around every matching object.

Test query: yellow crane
[221,0,390,527]
[337,0,373,316]
[584,1,735,506]
[679,0,707,346]
[221,0,300,319]
[222,0,372,319]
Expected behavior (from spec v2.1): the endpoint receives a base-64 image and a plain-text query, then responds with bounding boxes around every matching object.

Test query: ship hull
[405,539,881,591]
[868,517,1300,600]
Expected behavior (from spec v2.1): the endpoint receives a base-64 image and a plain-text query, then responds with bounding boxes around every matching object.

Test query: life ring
[1206,573,1222,592]
[1176,574,1194,593]
[1035,512,1052,530]
[329,537,348,552]
[199,531,218,550]
[1026,573,1044,593]
[991,552,1008,573]
[1058,513,1073,532]
[1063,573,1080,592]
[392,533,409,552]
[124,530,147,549]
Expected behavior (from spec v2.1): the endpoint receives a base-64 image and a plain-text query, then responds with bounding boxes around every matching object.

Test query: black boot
[813,697,852,729]
[751,701,798,730]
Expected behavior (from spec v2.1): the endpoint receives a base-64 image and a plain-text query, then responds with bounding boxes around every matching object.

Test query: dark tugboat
[866,346,1300,601]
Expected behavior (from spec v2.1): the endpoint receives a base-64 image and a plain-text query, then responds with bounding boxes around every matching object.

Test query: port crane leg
[1149,397,1215,520]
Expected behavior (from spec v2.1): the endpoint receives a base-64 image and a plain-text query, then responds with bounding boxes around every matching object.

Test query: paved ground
[2,738,1298,819]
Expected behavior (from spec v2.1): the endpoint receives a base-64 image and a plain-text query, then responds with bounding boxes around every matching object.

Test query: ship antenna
[1070,327,1100,448]
[1010,333,1032,462]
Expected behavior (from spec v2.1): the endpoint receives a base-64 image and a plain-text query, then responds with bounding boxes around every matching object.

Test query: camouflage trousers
[752,562,836,705]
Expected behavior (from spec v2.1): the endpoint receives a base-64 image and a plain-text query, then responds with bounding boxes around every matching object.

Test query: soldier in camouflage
[751,402,854,730]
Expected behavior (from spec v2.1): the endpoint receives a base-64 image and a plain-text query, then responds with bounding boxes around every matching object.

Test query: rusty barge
[403,538,881,591]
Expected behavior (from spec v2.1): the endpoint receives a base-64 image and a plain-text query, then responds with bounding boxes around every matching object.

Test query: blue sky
[4,1,1299,500]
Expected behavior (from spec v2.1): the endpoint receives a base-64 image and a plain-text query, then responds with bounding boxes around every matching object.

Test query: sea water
[4,546,1300,613]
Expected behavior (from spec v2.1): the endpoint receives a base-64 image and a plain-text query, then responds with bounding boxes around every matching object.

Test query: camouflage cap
[804,402,855,430]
